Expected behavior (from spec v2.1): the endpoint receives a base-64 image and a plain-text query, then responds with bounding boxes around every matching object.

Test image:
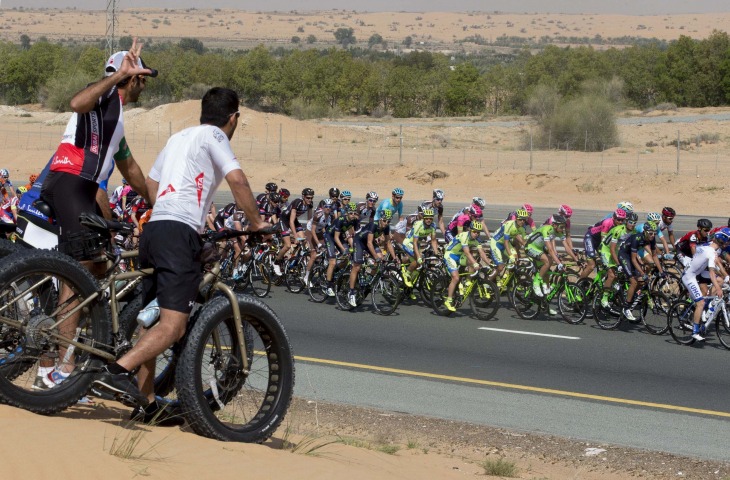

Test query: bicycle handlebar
[203,227,277,243]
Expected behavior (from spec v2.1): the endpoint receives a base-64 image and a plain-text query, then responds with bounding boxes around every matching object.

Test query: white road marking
[478,327,580,340]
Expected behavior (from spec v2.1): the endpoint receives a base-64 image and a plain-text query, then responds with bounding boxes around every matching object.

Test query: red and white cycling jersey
[148,125,241,232]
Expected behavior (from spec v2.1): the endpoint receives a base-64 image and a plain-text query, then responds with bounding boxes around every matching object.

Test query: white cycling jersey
[682,244,718,279]
[149,125,241,232]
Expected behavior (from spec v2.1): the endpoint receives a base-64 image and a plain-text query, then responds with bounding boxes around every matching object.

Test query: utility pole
[106,0,118,57]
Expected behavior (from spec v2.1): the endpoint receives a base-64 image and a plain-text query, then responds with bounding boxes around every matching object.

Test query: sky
[0,0,728,16]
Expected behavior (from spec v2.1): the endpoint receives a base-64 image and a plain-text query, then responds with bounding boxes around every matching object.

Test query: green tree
[178,37,205,55]
[444,62,483,115]
[291,36,300,44]
[334,28,356,48]
[19,34,30,50]
[368,33,384,49]
[306,34,317,44]
[403,36,413,48]
[118,35,133,50]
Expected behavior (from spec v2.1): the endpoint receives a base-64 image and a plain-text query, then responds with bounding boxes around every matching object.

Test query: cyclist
[490,208,529,287]
[278,188,291,209]
[636,212,674,260]
[256,182,278,207]
[659,207,677,252]
[356,191,378,225]
[392,206,422,245]
[374,187,404,223]
[676,219,713,268]
[599,211,638,308]
[93,87,269,424]
[421,188,446,234]
[259,192,282,224]
[504,203,536,231]
[401,207,439,288]
[544,204,578,262]
[579,208,627,279]
[306,198,335,285]
[108,178,127,218]
[616,221,665,321]
[338,190,352,217]
[445,205,483,243]
[448,196,485,227]
[0,168,15,200]
[681,228,730,341]
[348,209,397,307]
[525,213,567,298]
[318,187,341,218]
[442,221,490,312]
[322,202,359,296]
[274,187,315,276]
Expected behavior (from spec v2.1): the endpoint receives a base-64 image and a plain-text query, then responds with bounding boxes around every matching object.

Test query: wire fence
[3,120,727,177]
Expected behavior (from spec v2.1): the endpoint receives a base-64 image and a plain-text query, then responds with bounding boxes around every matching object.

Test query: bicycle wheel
[0,250,110,414]
[371,273,401,316]
[511,280,540,319]
[651,273,683,302]
[469,278,500,321]
[429,274,454,317]
[284,260,305,294]
[335,268,354,311]
[175,294,294,443]
[557,282,587,325]
[715,311,730,350]
[119,291,177,398]
[306,264,329,303]
[0,238,26,258]
[249,254,272,298]
[668,300,696,345]
[418,267,440,308]
[592,293,623,330]
[641,291,672,335]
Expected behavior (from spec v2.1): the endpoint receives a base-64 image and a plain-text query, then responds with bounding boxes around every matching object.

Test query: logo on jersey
[195,172,204,206]
[213,130,226,143]
[157,184,176,199]
[89,112,100,155]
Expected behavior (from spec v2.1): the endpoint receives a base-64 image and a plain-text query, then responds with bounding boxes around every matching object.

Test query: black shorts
[41,171,104,259]
[139,220,203,314]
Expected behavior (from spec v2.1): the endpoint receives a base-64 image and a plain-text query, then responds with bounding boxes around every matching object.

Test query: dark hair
[200,87,240,127]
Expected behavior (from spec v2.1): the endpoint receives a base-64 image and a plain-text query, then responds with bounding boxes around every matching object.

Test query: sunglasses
[367,199,375,203]
[304,196,313,200]
[393,196,403,200]
[228,111,240,119]
[701,228,710,233]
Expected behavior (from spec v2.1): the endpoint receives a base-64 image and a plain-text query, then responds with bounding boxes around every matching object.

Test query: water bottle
[707,297,721,322]
[137,298,160,328]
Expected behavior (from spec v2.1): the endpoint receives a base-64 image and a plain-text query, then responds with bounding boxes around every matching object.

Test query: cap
[105,51,158,78]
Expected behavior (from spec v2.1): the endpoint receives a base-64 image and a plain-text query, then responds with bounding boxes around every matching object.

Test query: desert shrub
[180,83,213,101]
[40,71,96,111]
[290,97,332,120]
[525,84,559,122]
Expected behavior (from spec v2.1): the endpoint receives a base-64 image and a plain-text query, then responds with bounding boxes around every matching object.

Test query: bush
[180,83,213,101]
[539,95,619,151]
[40,71,96,111]
[289,97,337,120]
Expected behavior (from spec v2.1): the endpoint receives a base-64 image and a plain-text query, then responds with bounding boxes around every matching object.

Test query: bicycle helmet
[380,210,393,222]
[469,205,483,218]
[329,187,340,198]
[617,201,634,213]
[522,203,533,215]
[627,212,639,223]
[366,191,379,202]
[265,182,278,193]
[421,208,435,218]
[16,186,27,194]
[340,190,352,199]
[322,198,335,208]
[515,208,530,220]
[661,207,676,218]
[392,187,404,196]
[269,193,282,203]
[279,188,290,199]
[472,196,486,208]
[697,218,713,230]
[552,213,567,226]
[643,221,658,233]
[0,169,8,178]
[471,221,484,232]
[613,208,627,220]
[302,187,315,197]
[558,204,572,218]
[433,189,445,200]
[347,202,358,213]
[647,212,661,223]
[714,227,730,245]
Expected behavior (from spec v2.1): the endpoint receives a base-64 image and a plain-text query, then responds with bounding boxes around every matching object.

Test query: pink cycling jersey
[448,213,472,231]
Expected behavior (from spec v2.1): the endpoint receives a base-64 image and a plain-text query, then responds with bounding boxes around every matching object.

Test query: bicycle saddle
[79,212,134,235]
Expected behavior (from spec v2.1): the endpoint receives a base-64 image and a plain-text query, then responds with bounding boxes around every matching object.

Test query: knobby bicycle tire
[175,295,294,443]
[0,249,110,414]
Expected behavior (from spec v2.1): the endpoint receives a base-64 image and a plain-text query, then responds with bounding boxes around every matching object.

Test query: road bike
[0,214,294,443]
[429,265,500,321]
[510,261,587,324]
[667,287,730,348]
[335,257,402,315]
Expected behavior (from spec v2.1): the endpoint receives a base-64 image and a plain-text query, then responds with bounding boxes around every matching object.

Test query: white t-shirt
[683,244,718,279]
[149,125,241,232]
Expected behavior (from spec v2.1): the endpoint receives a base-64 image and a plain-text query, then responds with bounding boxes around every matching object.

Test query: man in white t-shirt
[94,87,268,423]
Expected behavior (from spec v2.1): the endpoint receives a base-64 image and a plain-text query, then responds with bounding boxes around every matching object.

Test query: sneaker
[93,366,149,407]
[548,307,557,316]
[444,297,456,312]
[409,292,418,301]
[600,296,610,309]
[532,280,544,298]
[691,332,706,342]
[273,263,283,276]
[402,268,414,288]
[43,368,69,389]
[325,287,336,297]
[622,308,637,322]
[303,272,309,286]
[542,283,551,295]
[348,293,358,308]
[130,400,185,427]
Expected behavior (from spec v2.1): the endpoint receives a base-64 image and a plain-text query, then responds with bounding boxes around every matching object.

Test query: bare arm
[226,169,266,231]
[96,188,113,219]
[145,177,159,208]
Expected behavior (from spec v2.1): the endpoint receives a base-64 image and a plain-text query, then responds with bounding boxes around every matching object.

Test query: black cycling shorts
[41,171,103,259]
[139,220,203,314]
